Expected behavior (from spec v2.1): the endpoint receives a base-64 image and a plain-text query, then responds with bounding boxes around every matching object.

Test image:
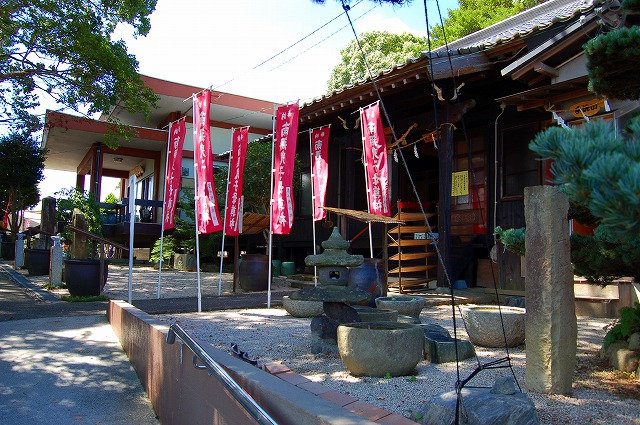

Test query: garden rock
[628,332,640,351]
[420,379,539,425]
[419,324,475,364]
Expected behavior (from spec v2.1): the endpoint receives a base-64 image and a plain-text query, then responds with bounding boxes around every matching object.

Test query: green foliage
[54,187,103,258]
[530,116,640,284]
[494,226,526,256]
[0,0,158,139]
[428,0,546,49]
[584,22,640,100]
[604,303,640,349]
[571,230,640,285]
[62,294,108,302]
[150,234,176,263]
[239,140,302,214]
[529,116,640,242]
[0,131,46,240]
[327,31,426,92]
[104,193,119,204]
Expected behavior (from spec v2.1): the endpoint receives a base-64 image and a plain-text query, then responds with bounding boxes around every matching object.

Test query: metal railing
[166,323,278,425]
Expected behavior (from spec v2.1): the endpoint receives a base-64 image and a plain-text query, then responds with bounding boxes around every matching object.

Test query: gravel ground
[156,305,640,424]
[22,264,639,423]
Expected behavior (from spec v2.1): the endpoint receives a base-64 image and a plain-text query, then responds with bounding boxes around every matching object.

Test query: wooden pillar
[437,124,453,288]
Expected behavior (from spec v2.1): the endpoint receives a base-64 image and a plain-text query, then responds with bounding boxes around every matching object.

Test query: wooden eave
[495,75,590,111]
[500,17,600,85]
[300,51,493,126]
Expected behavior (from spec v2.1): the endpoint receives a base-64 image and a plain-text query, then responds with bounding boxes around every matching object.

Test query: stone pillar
[14,232,24,268]
[50,235,63,287]
[70,212,88,259]
[38,197,56,250]
[524,186,577,395]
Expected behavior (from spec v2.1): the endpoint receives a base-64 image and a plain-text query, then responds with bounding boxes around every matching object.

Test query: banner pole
[267,103,277,308]
[218,128,235,296]
[359,107,374,258]
[308,129,318,286]
[157,123,173,299]
[127,175,137,304]
[192,96,202,313]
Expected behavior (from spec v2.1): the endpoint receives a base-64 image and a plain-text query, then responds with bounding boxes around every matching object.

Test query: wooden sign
[570,99,604,118]
[451,170,469,196]
[451,209,482,225]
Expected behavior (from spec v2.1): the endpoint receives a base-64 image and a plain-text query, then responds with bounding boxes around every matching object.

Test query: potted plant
[0,131,46,261]
[55,188,107,296]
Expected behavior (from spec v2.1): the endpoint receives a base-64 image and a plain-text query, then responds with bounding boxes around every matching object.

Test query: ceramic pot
[238,254,269,291]
[24,248,50,276]
[64,259,109,296]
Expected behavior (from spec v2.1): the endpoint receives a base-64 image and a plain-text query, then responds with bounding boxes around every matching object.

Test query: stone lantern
[290,227,372,354]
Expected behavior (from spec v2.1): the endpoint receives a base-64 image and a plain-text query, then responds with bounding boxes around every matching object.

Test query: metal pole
[267,103,277,308]
[308,128,318,286]
[127,175,137,304]
[218,128,235,296]
[359,106,374,258]
[157,122,174,299]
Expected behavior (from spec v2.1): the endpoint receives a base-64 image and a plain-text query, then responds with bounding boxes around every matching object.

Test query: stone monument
[524,186,577,394]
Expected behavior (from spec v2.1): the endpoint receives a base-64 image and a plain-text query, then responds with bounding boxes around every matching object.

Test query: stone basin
[337,321,424,377]
[375,296,425,318]
[352,305,398,322]
[461,305,526,348]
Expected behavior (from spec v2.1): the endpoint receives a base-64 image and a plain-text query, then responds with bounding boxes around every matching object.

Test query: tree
[311,0,411,4]
[529,116,640,283]
[327,31,426,91]
[428,0,547,49]
[0,131,46,241]
[584,0,640,100]
[0,0,158,139]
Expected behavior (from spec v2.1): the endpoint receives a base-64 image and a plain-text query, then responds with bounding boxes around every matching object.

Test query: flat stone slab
[290,285,371,304]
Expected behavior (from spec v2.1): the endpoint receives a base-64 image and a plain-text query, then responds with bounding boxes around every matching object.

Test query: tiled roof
[302,0,605,108]
[433,0,603,54]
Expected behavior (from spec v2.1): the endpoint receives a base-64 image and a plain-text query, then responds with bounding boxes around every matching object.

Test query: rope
[340,1,523,423]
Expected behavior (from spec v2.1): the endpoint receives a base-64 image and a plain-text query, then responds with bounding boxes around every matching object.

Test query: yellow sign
[451,171,469,197]
[570,99,604,118]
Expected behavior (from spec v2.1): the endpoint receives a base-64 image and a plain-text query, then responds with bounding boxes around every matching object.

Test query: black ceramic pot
[24,248,51,276]
[238,254,269,291]
[1,241,15,260]
[63,259,109,296]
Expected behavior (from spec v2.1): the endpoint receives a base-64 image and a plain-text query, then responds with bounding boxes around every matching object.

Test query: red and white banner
[193,90,222,234]
[224,127,249,236]
[271,103,299,234]
[163,119,186,231]
[360,102,390,216]
[311,126,330,221]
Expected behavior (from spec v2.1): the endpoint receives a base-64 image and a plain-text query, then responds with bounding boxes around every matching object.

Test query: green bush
[494,226,526,256]
[604,303,640,349]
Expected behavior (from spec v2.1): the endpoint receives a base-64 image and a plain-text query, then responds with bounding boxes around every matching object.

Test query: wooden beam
[533,61,559,77]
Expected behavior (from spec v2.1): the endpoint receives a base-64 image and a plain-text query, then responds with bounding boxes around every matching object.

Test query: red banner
[224,127,249,236]
[311,126,330,221]
[193,90,222,234]
[271,103,299,234]
[360,102,390,216]
[163,119,186,231]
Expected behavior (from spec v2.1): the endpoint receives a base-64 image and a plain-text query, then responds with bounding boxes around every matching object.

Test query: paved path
[0,262,158,425]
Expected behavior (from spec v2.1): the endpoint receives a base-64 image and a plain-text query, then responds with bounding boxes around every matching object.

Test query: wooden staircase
[385,201,438,293]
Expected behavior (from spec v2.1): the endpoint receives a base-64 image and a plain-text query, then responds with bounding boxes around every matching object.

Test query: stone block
[524,186,576,395]
[420,385,540,425]
[423,333,475,364]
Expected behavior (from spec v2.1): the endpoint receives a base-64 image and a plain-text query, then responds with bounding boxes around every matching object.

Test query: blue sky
[39,0,458,201]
